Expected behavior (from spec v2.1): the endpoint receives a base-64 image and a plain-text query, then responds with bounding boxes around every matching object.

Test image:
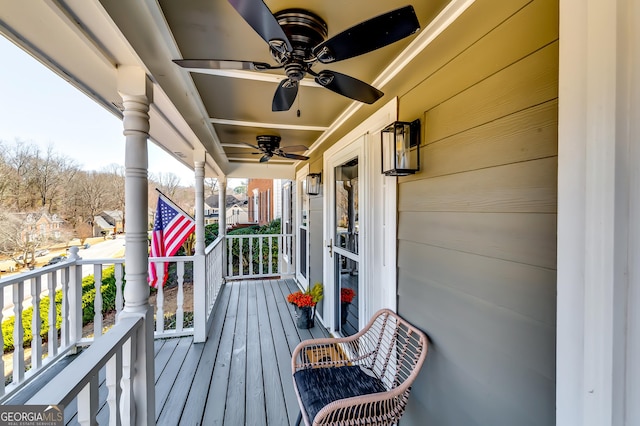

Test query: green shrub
[228,219,281,275]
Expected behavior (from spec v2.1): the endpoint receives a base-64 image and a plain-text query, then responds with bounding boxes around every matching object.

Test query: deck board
[246,282,267,426]
[12,279,330,425]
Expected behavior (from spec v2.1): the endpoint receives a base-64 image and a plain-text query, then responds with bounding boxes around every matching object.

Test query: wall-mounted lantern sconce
[381,119,420,176]
[306,173,322,196]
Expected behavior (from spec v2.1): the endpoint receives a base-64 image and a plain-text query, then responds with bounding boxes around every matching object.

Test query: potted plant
[287,282,323,329]
[340,287,356,326]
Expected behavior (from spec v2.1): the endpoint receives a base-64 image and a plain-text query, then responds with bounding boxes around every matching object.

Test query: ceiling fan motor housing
[256,135,282,151]
[272,9,329,80]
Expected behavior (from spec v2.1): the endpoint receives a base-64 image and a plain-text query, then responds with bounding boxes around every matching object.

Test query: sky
[0,35,196,185]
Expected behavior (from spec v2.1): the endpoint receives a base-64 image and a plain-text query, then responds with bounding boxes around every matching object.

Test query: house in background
[92,215,115,238]
[99,210,124,234]
[204,194,248,226]
[247,179,283,226]
[14,210,65,242]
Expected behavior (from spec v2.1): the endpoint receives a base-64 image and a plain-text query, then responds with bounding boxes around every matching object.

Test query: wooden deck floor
[56,278,328,425]
[156,278,328,426]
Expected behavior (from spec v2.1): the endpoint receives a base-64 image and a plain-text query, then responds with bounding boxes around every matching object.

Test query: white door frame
[323,98,398,333]
[295,164,310,289]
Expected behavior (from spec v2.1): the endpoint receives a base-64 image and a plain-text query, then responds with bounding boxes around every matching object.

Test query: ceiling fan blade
[312,6,420,64]
[173,59,275,71]
[280,145,309,152]
[280,152,310,161]
[315,71,383,104]
[241,142,263,150]
[272,79,299,112]
[228,0,292,52]
[259,154,272,163]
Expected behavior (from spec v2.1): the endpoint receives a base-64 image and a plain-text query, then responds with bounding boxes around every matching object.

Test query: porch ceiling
[0,0,451,179]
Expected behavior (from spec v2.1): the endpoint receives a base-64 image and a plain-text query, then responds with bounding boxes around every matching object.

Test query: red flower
[287,291,316,308]
[341,288,356,304]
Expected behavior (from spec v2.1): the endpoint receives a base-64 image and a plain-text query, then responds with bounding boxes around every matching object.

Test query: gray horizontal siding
[395,0,558,424]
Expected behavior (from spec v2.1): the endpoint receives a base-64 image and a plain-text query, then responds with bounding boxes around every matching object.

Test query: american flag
[148,194,195,288]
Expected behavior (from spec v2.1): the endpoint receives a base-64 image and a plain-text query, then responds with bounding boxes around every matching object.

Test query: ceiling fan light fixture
[316,71,334,86]
[315,46,334,63]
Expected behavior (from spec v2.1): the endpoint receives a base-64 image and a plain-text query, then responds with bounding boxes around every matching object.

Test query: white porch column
[218,176,227,234]
[194,155,206,256]
[558,0,640,425]
[193,155,206,342]
[218,177,227,276]
[117,65,155,426]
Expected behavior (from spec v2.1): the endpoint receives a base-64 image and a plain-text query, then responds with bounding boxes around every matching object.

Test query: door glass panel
[299,228,307,278]
[334,158,359,254]
[335,253,358,336]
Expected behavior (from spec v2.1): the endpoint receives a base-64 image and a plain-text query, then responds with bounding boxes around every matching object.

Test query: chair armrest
[312,387,411,426]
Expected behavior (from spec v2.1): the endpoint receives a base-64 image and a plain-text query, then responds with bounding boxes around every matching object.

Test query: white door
[322,98,399,335]
[325,137,365,336]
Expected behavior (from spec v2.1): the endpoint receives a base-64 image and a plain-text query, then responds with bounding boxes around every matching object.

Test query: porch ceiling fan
[173,0,421,111]
[244,135,309,162]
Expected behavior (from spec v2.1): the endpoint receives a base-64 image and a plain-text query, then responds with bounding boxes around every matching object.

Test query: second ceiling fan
[174,0,421,111]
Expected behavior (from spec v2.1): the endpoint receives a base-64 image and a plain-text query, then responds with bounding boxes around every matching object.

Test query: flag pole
[154,188,194,220]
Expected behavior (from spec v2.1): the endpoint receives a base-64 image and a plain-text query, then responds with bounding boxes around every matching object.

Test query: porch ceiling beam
[211,118,328,132]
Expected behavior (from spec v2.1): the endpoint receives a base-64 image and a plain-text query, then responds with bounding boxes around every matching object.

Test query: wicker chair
[291,309,428,425]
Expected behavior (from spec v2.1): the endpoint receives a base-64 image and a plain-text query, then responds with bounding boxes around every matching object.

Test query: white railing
[0,248,195,400]
[193,236,225,343]
[0,232,290,402]
[0,255,81,399]
[147,256,195,339]
[225,233,293,279]
[27,316,143,424]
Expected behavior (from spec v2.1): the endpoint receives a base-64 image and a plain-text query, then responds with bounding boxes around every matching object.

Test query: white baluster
[156,265,164,333]
[227,237,233,277]
[60,267,69,347]
[259,236,264,275]
[31,276,42,370]
[93,265,103,338]
[67,247,82,347]
[78,375,99,426]
[249,235,254,276]
[107,350,122,426]
[115,263,124,319]
[120,335,137,424]
[176,262,184,331]
[13,281,24,384]
[268,236,274,275]
[47,272,58,358]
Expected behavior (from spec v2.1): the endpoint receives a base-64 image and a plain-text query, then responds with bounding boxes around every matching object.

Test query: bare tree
[152,172,181,198]
[0,141,14,206]
[4,140,39,210]
[0,209,44,269]
[65,170,112,236]
[32,144,79,213]
[205,177,218,196]
[103,163,126,229]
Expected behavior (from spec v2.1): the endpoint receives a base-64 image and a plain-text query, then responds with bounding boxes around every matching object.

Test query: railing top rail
[27,316,143,406]
[76,258,126,265]
[148,255,195,262]
[0,259,75,288]
[225,233,293,239]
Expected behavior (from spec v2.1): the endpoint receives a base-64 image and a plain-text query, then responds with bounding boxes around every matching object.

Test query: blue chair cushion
[294,366,386,423]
